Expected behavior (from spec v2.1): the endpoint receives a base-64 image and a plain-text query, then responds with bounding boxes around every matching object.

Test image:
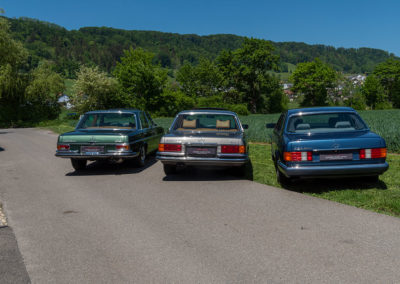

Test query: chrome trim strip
[55,151,139,159]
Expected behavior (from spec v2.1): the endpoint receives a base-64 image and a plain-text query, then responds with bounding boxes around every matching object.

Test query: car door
[144,112,163,152]
[272,113,286,163]
[138,111,152,151]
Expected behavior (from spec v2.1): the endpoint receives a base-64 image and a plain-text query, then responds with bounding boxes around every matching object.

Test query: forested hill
[6,16,397,77]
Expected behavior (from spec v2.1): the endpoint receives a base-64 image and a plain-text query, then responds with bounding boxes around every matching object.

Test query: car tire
[276,166,291,186]
[135,145,146,167]
[71,159,87,171]
[163,164,177,175]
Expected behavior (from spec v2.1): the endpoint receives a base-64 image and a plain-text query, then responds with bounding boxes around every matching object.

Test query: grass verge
[248,143,400,217]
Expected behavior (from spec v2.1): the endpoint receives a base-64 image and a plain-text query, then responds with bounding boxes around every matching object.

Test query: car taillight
[221,145,246,154]
[57,144,70,151]
[283,151,312,162]
[158,143,182,152]
[360,148,386,159]
[116,144,130,151]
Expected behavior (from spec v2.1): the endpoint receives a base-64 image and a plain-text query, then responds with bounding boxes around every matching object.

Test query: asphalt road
[1,128,400,283]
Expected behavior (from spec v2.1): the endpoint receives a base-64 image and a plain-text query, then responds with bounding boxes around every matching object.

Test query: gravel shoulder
[0,202,8,227]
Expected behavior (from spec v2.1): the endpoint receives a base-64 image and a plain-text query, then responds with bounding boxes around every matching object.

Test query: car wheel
[163,164,177,175]
[276,166,291,186]
[135,145,146,167]
[71,159,87,171]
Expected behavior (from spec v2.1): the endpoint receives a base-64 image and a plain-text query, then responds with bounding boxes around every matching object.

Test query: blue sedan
[267,107,389,184]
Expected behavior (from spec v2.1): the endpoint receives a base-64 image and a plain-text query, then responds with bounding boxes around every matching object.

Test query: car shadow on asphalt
[0,147,4,152]
[162,162,253,182]
[66,155,158,176]
[282,177,387,193]
[162,167,242,181]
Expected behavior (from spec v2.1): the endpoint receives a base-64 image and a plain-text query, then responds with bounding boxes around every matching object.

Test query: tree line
[5,16,397,78]
[72,39,287,117]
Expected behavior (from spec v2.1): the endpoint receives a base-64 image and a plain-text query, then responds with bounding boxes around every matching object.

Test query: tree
[23,61,64,120]
[217,38,286,113]
[0,17,65,125]
[291,58,338,106]
[71,65,119,113]
[373,58,400,107]
[0,17,28,100]
[176,58,224,98]
[114,47,168,112]
[341,79,366,110]
[361,75,389,109]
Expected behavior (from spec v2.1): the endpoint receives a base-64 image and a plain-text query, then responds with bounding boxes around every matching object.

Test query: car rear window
[78,113,137,130]
[172,114,239,132]
[286,112,368,133]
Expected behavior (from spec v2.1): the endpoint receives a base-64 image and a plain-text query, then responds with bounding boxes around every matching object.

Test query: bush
[153,89,195,117]
[345,92,367,110]
[195,95,250,115]
[227,104,250,115]
[375,101,392,110]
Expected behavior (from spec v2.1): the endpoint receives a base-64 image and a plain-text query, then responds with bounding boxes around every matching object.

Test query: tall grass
[358,110,400,153]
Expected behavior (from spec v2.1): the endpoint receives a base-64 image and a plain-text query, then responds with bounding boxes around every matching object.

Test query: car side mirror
[242,124,249,129]
[266,123,276,129]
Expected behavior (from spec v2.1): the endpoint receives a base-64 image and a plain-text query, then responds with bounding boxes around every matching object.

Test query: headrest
[296,123,310,130]
[182,119,196,128]
[216,119,230,128]
[335,121,351,128]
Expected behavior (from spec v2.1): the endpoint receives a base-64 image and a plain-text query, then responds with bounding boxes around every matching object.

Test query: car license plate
[320,153,353,161]
[81,146,104,155]
[187,147,216,157]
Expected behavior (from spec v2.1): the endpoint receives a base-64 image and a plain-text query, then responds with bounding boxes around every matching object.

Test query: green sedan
[55,109,164,171]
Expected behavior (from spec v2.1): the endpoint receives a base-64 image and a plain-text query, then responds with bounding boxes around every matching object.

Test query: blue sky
[1,0,399,55]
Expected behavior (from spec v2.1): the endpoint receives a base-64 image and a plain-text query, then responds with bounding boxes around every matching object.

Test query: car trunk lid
[285,131,386,165]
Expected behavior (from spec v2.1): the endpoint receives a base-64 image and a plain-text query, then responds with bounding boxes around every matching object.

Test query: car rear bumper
[156,153,248,167]
[278,161,389,178]
[55,151,139,159]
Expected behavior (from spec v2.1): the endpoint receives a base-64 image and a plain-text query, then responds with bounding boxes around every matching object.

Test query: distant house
[347,75,366,86]
[57,94,73,109]
[283,83,293,90]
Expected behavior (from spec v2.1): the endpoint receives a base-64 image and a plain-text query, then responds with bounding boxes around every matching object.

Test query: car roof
[85,109,142,114]
[287,106,356,116]
[177,109,238,116]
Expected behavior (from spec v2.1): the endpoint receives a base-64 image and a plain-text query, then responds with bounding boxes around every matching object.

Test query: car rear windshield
[77,113,137,130]
[172,113,239,132]
[286,112,368,134]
